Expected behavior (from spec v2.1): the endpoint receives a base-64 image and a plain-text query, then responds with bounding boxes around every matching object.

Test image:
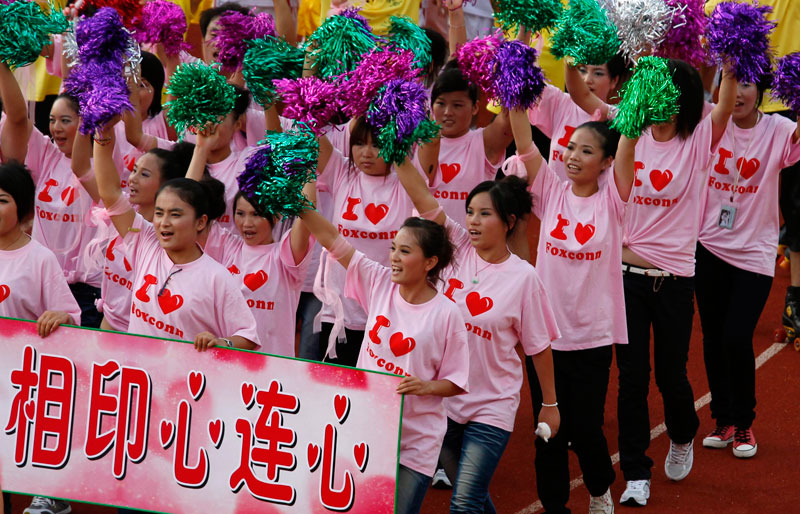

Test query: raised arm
[298,207,355,268]
[614,135,637,203]
[93,124,137,236]
[0,63,33,163]
[186,125,216,181]
[317,135,334,176]
[564,63,609,118]
[289,181,315,264]
[273,0,297,47]
[509,108,544,185]
[123,77,158,152]
[417,135,440,181]
[446,0,467,56]
[70,130,100,202]
[395,155,445,225]
[711,68,737,149]
[482,108,514,165]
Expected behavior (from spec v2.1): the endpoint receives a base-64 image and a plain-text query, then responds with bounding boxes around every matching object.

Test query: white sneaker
[23,497,72,514]
[620,479,650,507]
[589,488,614,514]
[664,440,694,481]
[431,467,452,489]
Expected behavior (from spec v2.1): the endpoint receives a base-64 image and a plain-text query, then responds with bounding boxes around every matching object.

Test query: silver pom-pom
[62,27,80,69]
[123,33,142,84]
[602,0,676,62]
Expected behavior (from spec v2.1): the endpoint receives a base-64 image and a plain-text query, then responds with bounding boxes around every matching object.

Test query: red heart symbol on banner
[440,163,461,183]
[241,382,255,409]
[307,443,321,471]
[649,169,673,192]
[0,284,10,303]
[364,203,389,225]
[334,394,350,424]
[466,291,494,316]
[24,399,35,420]
[228,264,240,275]
[574,223,596,245]
[390,332,416,357]
[208,419,223,448]
[244,270,268,291]
[157,289,184,314]
[736,157,760,180]
[160,420,175,449]
[60,186,76,207]
[353,442,369,472]
[187,371,205,401]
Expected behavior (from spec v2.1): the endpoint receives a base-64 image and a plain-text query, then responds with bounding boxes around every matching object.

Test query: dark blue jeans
[396,464,432,514]
[439,419,511,514]
[69,282,102,328]
[297,292,324,361]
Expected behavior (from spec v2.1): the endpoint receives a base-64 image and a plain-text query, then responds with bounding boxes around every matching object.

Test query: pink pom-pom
[654,0,708,68]
[453,32,504,97]
[133,0,190,56]
[214,10,276,72]
[275,77,341,135]
[339,48,420,118]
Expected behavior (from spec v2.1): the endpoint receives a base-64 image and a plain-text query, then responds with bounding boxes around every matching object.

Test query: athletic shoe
[702,425,735,448]
[732,427,758,458]
[431,467,452,489]
[620,479,650,507]
[664,440,694,481]
[23,497,72,514]
[589,488,614,514]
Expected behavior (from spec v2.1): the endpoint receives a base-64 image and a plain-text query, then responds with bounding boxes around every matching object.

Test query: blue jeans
[439,419,511,514]
[396,464,432,514]
[296,292,324,361]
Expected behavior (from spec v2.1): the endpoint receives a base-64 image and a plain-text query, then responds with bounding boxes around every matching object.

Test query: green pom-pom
[611,56,680,138]
[237,128,319,217]
[386,16,431,70]
[165,62,237,138]
[494,0,562,33]
[307,10,380,78]
[550,0,620,65]
[242,36,304,108]
[0,1,69,69]
[375,119,440,167]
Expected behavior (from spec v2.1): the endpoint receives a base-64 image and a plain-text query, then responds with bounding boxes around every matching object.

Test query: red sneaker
[702,425,734,448]
[732,427,758,458]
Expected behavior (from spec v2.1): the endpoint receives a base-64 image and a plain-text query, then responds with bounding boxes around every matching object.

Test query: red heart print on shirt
[228,264,240,275]
[61,186,77,207]
[0,285,9,303]
[466,291,494,316]
[244,270,268,291]
[158,289,183,314]
[389,332,416,357]
[441,163,461,183]
[365,203,389,225]
[574,223,596,245]
[737,157,760,180]
[649,169,673,192]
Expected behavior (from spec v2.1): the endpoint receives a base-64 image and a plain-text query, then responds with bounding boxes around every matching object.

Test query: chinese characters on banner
[0,318,402,513]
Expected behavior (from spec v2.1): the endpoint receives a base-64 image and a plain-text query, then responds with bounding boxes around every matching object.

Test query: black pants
[695,243,772,429]
[319,322,365,367]
[778,110,800,251]
[616,270,699,481]
[526,346,615,514]
[69,282,102,329]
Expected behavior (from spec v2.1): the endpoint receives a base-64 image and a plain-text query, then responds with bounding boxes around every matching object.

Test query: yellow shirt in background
[318,0,420,35]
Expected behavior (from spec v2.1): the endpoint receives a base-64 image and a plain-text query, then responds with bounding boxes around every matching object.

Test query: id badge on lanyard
[718,204,736,230]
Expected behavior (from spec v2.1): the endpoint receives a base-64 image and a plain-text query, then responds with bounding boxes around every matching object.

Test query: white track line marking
[514,342,787,514]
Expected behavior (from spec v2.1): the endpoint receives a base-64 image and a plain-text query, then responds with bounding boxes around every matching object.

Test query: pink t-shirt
[98,235,135,331]
[0,239,81,324]
[207,147,256,230]
[244,109,295,147]
[112,114,171,190]
[531,160,628,350]
[700,114,800,276]
[624,115,715,276]
[315,150,416,329]
[346,251,469,477]
[214,232,313,357]
[417,128,501,228]
[442,218,560,431]
[123,214,260,346]
[25,127,102,286]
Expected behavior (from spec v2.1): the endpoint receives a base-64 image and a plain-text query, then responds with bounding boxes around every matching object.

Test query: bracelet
[541,402,558,407]
[94,137,112,146]
[449,22,465,28]
[221,338,233,348]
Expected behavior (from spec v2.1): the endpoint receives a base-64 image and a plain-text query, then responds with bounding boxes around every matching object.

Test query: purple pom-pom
[214,10,276,72]
[339,6,371,29]
[133,0,190,56]
[75,7,130,63]
[772,52,800,115]
[367,79,428,140]
[88,0,144,28]
[65,62,132,134]
[275,77,341,134]
[706,1,775,84]
[340,48,420,118]
[453,32,504,97]
[655,0,708,68]
[492,41,545,110]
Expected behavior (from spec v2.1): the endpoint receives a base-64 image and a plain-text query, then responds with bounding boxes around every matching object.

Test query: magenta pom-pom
[706,1,775,84]
[133,0,190,56]
[275,77,341,135]
[453,32,504,97]
[214,10,277,72]
[655,0,708,68]
[772,52,800,115]
[339,48,420,118]
[493,41,545,110]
